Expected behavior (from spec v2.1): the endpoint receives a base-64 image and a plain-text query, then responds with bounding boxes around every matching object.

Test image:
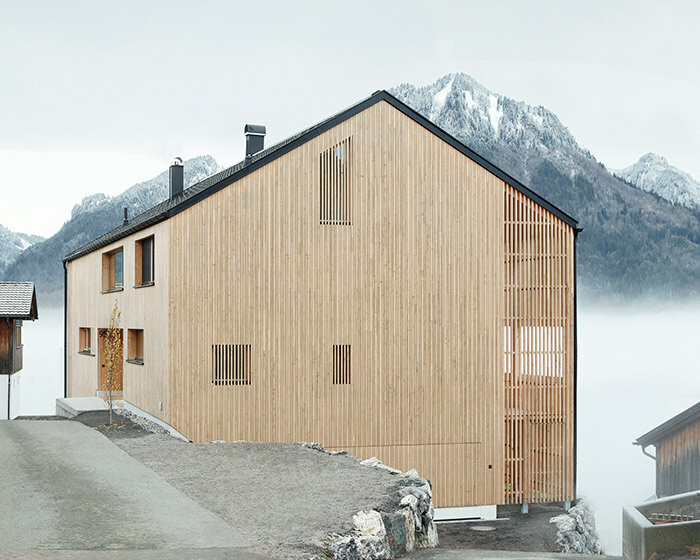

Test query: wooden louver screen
[332,344,351,384]
[320,137,352,225]
[212,344,251,386]
[503,183,575,506]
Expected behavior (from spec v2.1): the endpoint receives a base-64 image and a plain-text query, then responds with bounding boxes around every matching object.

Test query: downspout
[640,445,656,461]
[7,317,13,419]
[63,260,68,399]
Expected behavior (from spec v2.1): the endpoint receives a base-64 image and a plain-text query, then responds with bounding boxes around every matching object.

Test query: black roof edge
[634,401,700,447]
[65,89,578,262]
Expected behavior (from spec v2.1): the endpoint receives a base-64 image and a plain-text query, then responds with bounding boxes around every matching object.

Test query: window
[212,344,251,385]
[135,236,154,287]
[78,327,92,354]
[320,137,352,225]
[15,321,22,348]
[127,329,144,364]
[332,344,351,384]
[102,247,124,292]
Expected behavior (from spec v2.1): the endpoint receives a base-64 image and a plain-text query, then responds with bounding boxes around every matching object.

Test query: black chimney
[123,207,128,225]
[170,157,184,198]
[245,124,266,163]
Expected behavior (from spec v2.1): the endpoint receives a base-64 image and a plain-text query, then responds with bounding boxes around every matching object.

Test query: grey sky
[2,0,699,237]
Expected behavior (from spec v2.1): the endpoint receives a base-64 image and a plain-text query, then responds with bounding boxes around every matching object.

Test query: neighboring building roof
[0,282,39,320]
[64,90,579,262]
[635,402,700,447]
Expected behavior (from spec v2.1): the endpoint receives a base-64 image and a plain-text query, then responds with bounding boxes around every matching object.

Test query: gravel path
[114,433,402,559]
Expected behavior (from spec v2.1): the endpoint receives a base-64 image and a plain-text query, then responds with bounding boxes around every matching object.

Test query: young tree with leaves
[103,300,122,425]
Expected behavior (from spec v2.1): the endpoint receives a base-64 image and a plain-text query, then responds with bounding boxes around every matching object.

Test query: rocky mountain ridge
[613,153,700,209]
[0,224,43,276]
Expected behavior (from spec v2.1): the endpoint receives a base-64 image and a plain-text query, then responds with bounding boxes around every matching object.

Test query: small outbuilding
[634,402,700,498]
[0,281,39,419]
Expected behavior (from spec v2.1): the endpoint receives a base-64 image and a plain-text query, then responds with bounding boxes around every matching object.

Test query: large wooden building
[635,402,700,498]
[64,91,579,509]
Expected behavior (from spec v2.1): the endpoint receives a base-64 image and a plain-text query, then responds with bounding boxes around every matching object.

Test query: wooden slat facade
[503,185,575,504]
[168,100,506,507]
[655,419,700,497]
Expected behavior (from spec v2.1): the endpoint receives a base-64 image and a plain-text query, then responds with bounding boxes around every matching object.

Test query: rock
[550,499,603,554]
[360,457,402,475]
[381,512,408,556]
[297,442,325,452]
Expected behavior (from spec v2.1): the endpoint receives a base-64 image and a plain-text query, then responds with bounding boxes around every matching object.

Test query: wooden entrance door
[97,328,123,397]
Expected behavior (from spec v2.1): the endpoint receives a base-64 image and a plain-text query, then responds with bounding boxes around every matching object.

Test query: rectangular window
[212,344,251,385]
[102,247,124,292]
[135,236,154,287]
[15,321,22,348]
[320,137,352,225]
[79,327,92,354]
[332,344,351,384]
[127,329,144,364]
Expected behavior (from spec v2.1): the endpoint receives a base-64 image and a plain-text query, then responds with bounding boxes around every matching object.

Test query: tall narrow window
[320,137,352,225]
[135,236,155,287]
[127,329,144,364]
[79,327,92,354]
[102,247,124,291]
[15,321,22,348]
[332,344,351,384]
[212,344,251,385]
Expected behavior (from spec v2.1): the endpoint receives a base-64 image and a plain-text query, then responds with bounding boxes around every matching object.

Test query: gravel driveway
[77,412,404,559]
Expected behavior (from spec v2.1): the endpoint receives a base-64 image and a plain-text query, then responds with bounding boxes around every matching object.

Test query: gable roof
[64,90,579,262]
[0,282,39,320]
[634,401,700,447]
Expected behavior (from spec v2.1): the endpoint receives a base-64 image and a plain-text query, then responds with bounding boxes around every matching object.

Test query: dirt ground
[437,503,566,553]
[68,411,403,559]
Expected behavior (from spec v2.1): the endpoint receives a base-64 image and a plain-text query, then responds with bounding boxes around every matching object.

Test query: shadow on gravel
[437,503,565,553]
[72,410,153,439]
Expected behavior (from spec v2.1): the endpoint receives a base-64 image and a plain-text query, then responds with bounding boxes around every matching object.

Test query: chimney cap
[244,124,266,136]
[171,156,184,167]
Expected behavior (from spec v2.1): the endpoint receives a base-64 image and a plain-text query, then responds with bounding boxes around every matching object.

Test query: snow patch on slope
[488,94,503,135]
[430,76,454,121]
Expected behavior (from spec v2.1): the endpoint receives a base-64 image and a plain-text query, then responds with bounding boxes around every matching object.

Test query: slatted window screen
[212,344,251,386]
[320,137,352,225]
[503,183,575,506]
[332,344,351,385]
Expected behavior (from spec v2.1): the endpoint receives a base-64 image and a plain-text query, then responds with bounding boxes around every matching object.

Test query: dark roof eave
[634,401,700,447]
[64,90,578,262]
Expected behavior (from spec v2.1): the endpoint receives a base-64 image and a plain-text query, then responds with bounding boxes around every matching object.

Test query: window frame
[134,235,155,288]
[101,247,124,293]
[78,327,93,355]
[127,328,144,365]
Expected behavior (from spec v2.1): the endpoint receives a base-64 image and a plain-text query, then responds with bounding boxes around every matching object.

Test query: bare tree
[102,300,122,425]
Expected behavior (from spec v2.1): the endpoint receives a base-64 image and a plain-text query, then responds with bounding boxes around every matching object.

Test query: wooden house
[635,402,700,498]
[1,282,39,419]
[64,91,579,510]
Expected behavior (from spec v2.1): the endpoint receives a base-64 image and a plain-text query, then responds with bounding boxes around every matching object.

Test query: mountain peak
[615,153,700,209]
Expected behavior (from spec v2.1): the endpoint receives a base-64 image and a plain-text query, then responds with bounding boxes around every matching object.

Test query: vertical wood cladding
[656,420,700,497]
[168,100,505,507]
[503,184,576,504]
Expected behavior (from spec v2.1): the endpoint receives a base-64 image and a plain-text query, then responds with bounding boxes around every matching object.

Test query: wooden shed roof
[635,401,700,447]
[0,282,38,320]
[64,90,578,263]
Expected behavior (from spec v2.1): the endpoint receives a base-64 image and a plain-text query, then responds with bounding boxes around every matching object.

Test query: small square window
[127,329,144,364]
[102,247,124,292]
[79,327,92,354]
[135,236,154,287]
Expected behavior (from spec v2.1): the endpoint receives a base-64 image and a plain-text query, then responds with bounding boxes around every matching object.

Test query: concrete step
[56,397,123,418]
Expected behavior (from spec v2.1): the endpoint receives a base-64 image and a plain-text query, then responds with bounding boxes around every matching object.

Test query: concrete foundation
[622,490,700,560]
[434,505,497,521]
[0,372,21,419]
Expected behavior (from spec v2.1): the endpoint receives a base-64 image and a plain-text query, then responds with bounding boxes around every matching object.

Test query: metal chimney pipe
[244,124,266,163]
[170,157,184,198]
[123,207,128,225]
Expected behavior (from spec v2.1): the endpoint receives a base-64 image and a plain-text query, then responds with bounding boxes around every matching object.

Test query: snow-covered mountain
[613,153,700,209]
[0,224,43,275]
[391,73,700,301]
[2,155,221,304]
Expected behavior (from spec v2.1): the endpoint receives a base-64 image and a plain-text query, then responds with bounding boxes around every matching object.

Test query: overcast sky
[2,1,699,237]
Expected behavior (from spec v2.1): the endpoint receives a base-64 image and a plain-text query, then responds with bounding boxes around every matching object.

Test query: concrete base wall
[623,490,700,560]
[0,372,21,419]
